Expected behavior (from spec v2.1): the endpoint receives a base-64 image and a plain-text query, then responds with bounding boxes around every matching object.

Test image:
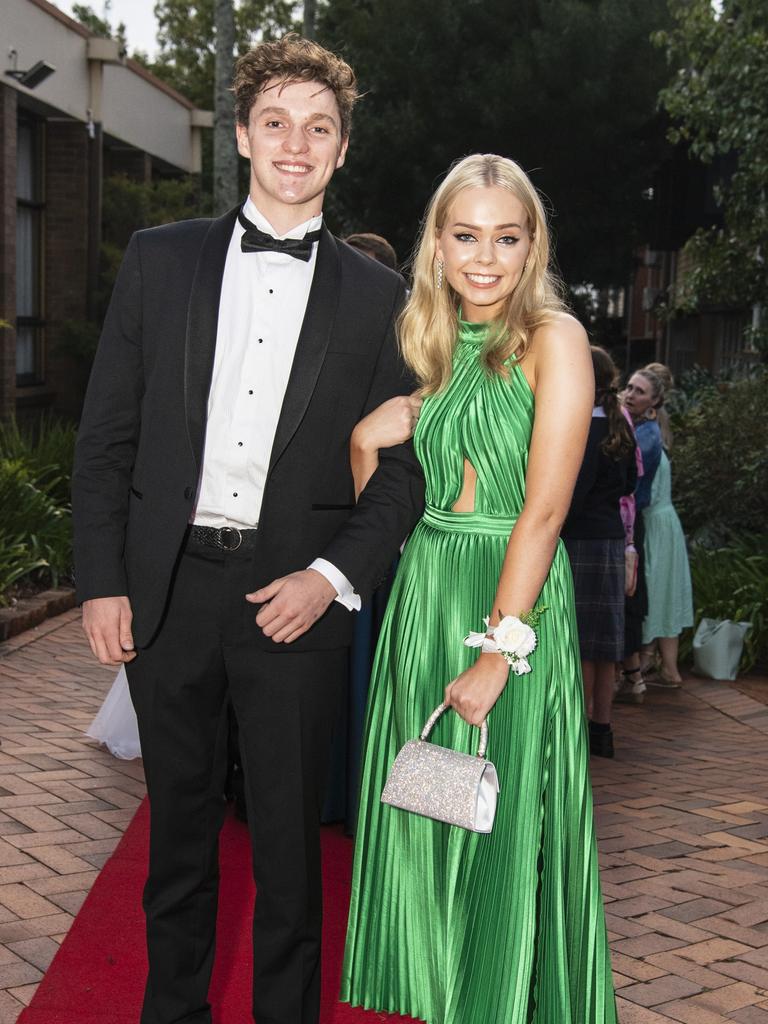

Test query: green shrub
[681,532,768,672]
[0,531,48,605]
[671,371,768,539]
[0,459,72,595]
[0,414,76,509]
[0,415,76,602]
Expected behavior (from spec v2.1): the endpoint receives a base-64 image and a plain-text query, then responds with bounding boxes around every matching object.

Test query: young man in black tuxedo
[73,35,424,1024]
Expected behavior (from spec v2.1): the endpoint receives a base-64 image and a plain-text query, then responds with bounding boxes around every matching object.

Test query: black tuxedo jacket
[72,206,425,650]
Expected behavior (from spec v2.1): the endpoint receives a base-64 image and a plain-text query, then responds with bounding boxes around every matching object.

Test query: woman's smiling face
[436,186,531,323]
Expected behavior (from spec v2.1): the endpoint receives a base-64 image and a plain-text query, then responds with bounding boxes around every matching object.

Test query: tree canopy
[71,1,127,51]
[148,0,296,109]
[654,0,768,324]
[318,0,672,286]
[72,1,674,294]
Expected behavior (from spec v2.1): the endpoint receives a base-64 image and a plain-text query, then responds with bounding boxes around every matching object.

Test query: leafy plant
[681,533,768,672]
[653,0,768,313]
[320,0,673,286]
[671,371,768,539]
[0,415,77,510]
[0,531,48,607]
[0,416,76,602]
[0,460,72,593]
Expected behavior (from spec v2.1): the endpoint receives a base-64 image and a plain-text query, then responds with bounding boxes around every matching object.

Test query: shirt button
[248,390,253,395]
[233,492,238,498]
[268,289,274,294]
[237,441,243,447]
[258,338,263,344]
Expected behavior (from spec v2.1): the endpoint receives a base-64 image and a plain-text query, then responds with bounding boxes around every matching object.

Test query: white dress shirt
[193,198,360,610]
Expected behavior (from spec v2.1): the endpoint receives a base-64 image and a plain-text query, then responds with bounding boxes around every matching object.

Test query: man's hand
[246,569,337,644]
[82,596,137,666]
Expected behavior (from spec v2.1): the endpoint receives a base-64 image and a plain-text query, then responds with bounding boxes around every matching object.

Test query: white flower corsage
[464,606,547,676]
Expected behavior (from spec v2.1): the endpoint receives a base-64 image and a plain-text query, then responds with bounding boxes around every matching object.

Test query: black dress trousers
[126,531,346,1024]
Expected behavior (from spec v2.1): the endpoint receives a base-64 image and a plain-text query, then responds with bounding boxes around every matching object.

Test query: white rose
[494,616,537,658]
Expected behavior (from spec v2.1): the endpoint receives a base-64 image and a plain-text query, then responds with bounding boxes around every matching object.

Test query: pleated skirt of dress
[341,513,617,1024]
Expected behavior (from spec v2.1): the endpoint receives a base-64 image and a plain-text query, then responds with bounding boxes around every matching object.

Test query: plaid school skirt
[564,537,625,662]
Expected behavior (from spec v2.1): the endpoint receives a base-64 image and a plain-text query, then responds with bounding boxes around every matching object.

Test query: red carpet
[20,800,419,1023]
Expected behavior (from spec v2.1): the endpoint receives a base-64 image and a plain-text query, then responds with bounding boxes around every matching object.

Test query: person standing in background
[562,346,637,757]
[616,368,663,702]
[344,232,398,271]
[638,362,693,685]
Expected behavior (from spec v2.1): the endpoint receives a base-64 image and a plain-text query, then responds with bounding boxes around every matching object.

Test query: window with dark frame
[16,116,45,387]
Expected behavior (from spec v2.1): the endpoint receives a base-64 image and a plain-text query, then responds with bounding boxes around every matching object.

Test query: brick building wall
[0,85,17,421]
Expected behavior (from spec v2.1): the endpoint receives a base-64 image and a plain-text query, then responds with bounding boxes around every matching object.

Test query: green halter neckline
[457,313,492,346]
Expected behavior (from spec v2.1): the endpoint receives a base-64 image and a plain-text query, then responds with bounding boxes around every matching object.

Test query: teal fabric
[341,319,617,1023]
[642,450,693,643]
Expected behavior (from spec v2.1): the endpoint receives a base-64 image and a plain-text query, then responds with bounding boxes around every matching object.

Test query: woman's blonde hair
[399,153,567,394]
[643,362,674,449]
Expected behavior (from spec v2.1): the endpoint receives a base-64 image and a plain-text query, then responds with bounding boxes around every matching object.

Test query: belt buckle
[219,527,242,551]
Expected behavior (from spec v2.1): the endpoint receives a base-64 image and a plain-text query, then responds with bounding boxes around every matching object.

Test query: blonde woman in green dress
[341,154,617,1023]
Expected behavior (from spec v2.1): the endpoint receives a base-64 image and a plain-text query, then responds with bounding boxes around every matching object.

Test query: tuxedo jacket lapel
[268,227,341,475]
[184,206,239,470]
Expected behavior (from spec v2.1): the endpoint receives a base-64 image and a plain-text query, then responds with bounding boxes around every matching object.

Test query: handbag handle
[420,702,488,759]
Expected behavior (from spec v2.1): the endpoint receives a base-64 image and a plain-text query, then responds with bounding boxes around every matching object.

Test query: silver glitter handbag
[381,702,499,833]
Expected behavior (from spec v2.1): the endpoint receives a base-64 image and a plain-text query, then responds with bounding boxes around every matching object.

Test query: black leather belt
[189,525,259,551]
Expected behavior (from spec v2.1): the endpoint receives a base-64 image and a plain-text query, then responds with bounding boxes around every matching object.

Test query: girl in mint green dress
[341,155,617,1023]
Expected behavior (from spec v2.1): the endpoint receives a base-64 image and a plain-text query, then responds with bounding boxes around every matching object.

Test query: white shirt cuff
[308,558,362,612]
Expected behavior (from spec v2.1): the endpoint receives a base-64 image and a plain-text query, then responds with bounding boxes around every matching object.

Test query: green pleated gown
[341,319,617,1024]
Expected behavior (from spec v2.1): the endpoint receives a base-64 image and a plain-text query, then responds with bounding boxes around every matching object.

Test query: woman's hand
[445,653,510,727]
[351,393,423,453]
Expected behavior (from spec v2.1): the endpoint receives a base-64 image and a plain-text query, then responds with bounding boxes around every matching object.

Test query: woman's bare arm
[489,314,593,619]
[350,394,422,499]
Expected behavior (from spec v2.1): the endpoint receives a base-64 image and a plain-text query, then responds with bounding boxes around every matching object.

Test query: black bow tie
[238,210,322,262]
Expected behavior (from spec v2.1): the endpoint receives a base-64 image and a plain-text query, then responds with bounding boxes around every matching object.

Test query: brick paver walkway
[1,612,767,1023]
[0,612,143,1022]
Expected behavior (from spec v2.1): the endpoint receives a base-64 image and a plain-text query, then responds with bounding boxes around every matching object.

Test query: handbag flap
[382,739,497,831]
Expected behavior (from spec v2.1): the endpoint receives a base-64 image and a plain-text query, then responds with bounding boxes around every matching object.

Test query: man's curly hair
[233,34,359,136]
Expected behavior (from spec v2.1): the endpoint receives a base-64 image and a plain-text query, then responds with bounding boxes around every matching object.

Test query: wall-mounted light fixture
[6,48,56,90]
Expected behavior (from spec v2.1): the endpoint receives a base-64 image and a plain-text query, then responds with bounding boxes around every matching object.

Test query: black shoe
[589,721,615,758]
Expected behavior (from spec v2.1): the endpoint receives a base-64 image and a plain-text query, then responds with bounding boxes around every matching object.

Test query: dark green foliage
[0,536,48,603]
[319,0,672,286]
[102,174,207,250]
[0,415,77,510]
[0,461,71,601]
[671,371,768,540]
[0,417,78,601]
[654,0,768,315]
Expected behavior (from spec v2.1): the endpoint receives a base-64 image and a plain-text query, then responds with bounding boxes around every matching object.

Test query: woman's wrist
[464,606,547,676]
[477,650,510,680]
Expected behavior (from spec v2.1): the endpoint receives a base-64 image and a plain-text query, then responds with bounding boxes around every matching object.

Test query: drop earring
[436,258,444,290]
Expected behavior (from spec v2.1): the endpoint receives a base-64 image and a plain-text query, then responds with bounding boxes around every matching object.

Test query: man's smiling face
[236,77,349,232]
